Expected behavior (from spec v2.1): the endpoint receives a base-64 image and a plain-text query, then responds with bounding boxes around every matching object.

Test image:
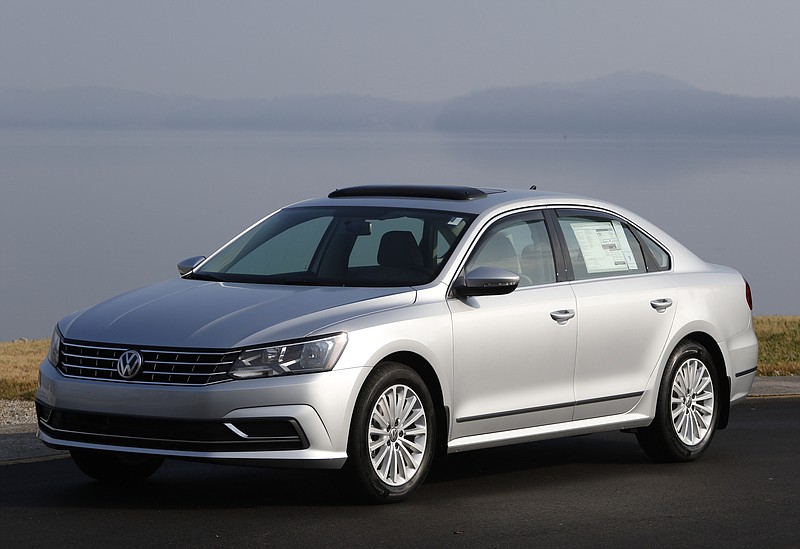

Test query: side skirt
[447,412,653,454]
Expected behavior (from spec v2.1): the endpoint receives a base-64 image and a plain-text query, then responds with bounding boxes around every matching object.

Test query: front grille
[37,403,309,452]
[57,340,238,385]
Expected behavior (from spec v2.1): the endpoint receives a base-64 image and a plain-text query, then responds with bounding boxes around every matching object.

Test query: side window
[632,227,671,271]
[556,209,650,280]
[465,211,556,287]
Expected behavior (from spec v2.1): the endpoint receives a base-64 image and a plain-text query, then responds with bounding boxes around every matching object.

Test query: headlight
[229,333,347,379]
[47,326,62,366]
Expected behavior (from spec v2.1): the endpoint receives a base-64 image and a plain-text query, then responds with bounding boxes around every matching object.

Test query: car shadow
[429,430,651,483]
[0,430,675,510]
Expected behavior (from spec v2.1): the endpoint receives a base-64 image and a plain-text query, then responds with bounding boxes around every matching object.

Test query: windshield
[190,206,474,286]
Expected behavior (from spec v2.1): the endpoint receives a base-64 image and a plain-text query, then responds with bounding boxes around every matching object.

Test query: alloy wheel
[670,358,715,446]
[367,384,428,486]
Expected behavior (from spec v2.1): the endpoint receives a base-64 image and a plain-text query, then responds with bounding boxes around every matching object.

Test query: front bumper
[36,358,371,469]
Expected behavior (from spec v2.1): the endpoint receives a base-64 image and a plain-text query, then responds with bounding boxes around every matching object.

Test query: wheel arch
[380,351,450,462]
[679,331,731,430]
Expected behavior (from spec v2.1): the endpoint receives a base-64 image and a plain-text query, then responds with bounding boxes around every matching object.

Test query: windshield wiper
[184,272,227,282]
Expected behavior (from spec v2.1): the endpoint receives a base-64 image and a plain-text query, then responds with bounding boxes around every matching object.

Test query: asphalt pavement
[1,395,798,548]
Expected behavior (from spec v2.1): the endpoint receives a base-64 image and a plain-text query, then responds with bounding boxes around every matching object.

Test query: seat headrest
[377,231,424,268]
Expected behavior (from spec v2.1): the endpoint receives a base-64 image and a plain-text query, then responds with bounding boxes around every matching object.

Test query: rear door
[552,208,677,421]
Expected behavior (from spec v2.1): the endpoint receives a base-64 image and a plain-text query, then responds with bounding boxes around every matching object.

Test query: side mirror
[177,256,206,276]
[453,266,520,297]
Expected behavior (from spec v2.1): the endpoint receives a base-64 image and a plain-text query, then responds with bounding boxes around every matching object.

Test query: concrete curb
[2,376,797,464]
[746,376,800,397]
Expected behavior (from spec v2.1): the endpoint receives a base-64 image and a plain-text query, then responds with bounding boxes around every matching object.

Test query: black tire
[637,340,720,462]
[346,362,436,503]
[70,449,164,482]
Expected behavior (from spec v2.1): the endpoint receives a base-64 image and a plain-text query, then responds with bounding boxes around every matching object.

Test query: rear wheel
[637,340,720,462]
[347,362,436,503]
[70,449,164,482]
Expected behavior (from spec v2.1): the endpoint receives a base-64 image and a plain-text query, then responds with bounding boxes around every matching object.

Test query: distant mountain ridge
[435,72,800,134]
[0,87,439,131]
[3,72,800,134]
[536,72,698,94]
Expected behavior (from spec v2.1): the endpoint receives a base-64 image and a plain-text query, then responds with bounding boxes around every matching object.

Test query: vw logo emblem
[117,350,143,379]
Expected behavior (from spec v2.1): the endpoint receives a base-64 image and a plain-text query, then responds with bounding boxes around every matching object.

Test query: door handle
[550,309,576,324]
[650,298,673,313]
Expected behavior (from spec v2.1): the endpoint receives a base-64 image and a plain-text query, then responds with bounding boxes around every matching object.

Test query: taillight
[744,277,753,310]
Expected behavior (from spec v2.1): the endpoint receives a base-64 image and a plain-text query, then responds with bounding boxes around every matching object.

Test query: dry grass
[754,316,800,376]
[0,317,797,400]
[0,338,48,401]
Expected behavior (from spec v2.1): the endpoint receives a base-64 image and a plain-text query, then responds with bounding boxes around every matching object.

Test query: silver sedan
[37,185,758,502]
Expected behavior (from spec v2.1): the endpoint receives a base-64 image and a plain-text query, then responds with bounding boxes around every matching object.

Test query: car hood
[60,278,416,349]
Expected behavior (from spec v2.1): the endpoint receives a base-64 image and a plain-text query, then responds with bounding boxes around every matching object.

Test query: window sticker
[569,221,638,273]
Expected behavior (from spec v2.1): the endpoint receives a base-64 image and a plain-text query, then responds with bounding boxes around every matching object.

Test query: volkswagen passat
[37,185,758,502]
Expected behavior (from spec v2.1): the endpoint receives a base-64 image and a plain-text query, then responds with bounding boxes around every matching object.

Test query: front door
[449,210,578,440]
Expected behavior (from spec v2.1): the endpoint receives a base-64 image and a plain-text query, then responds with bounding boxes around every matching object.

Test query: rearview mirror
[344,220,372,236]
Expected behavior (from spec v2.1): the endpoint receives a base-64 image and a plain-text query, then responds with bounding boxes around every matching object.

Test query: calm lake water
[1,130,797,340]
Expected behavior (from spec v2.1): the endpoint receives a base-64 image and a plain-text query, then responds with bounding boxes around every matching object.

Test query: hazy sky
[3,1,800,101]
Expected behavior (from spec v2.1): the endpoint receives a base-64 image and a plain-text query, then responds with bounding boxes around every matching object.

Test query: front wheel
[347,362,436,503]
[637,340,720,462]
[70,449,164,482]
